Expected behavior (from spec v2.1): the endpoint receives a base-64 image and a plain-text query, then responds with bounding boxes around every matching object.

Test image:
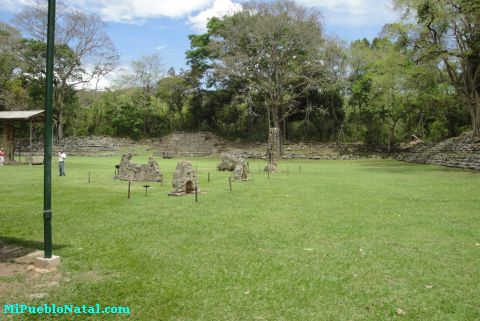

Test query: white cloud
[2,0,397,31]
[83,75,112,91]
[81,64,131,91]
[2,0,242,29]
[296,0,397,27]
[68,0,213,23]
[156,45,167,50]
[1,0,36,12]
[188,0,242,32]
[1,0,215,24]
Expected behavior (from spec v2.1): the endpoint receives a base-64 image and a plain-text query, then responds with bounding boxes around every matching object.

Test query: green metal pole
[43,0,56,259]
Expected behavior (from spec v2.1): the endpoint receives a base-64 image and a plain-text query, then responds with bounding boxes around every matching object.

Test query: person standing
[58,150,66,176]
[0,148,5,166]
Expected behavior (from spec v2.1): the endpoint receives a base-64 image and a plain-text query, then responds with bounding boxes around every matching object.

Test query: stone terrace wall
[14,136,134,155]
[397,132,480,171]
[228,142,379,160]
[154,132,227,157]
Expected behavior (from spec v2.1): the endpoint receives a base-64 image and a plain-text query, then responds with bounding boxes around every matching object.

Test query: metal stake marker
[128,181,131,199]
[208,172,210,182]
[195,186,198,203]
[88,171,91,183]
[43,0,56,259]
[267,169,270,179]
[143,185,151,195]
[229,177,232,191]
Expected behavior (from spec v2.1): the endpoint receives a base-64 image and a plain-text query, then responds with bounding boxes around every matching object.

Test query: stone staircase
[154,132,226,157]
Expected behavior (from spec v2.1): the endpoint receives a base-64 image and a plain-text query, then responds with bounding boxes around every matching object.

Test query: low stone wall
[228,142,373,160]
[15,136,134,155]
[397,132,480,171]
[397,153,480,170]
[9,134,390,161]
[232,150,362,160]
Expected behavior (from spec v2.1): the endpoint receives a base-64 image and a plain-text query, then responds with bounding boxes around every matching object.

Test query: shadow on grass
[0,236,69,262]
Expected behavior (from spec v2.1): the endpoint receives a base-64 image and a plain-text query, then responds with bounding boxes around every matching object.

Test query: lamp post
[43,0,56,259]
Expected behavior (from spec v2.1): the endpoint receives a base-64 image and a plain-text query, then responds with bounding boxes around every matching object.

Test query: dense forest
[0,0,478,149]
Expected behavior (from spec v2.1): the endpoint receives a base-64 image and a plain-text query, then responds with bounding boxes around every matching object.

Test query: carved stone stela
[265,127,280,172]
[115,153,163,182]
[169,160,199,196]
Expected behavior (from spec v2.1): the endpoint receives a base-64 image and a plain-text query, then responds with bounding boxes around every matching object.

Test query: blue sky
[1,0,398,87]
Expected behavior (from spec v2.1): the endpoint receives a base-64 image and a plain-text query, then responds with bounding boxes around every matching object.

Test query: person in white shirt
[58,150,66,176]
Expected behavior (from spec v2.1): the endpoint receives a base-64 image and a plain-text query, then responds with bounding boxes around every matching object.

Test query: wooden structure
[0,110,44,163]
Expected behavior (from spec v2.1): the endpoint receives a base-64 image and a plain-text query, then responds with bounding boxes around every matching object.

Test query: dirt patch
[0,245,62,308]
[0,245,34,263]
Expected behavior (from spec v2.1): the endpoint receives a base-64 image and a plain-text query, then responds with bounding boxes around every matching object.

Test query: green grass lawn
[1,155,479,320]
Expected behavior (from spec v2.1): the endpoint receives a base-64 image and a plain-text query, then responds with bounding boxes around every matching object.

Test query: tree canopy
[0,0,475,147]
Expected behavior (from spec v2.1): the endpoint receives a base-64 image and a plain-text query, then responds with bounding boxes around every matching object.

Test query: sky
[0,0,399,88]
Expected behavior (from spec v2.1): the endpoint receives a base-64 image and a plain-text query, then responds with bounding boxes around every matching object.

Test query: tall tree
[0,23,29,110]
[394,0,480,135]
[188,0,325,152]
[369,38,414,151]
[14,0,118,139]
[156,73,190,131]
[116,54,164,136]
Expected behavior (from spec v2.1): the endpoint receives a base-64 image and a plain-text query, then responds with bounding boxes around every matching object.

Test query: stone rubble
[397,132,480,171]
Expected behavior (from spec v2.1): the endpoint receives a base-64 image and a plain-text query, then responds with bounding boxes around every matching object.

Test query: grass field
[1,154,479,320]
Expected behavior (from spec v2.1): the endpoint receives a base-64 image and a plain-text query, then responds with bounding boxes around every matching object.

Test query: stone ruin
[115,153,163,182]
[233,159,249,181]
[155,132,226,157]
[217,153,241,171]
[397,131,480,171]
[169,160,199,196]
[265,127,280,172]
[217,152,249,180]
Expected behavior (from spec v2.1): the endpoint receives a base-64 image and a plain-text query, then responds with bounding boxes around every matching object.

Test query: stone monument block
[265,127,280,172]
[217,153,240,171]
[115,153,163,182]
[169,160,199,196]
[233,159,249,181]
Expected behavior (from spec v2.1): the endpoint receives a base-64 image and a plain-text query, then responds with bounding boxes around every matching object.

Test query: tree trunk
[271,108,282,156]
[57,110,64,141]
[387,121,397,153]
[55,85,64,141]
[471,93,480,136]
[247,112,254,134]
